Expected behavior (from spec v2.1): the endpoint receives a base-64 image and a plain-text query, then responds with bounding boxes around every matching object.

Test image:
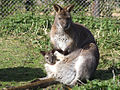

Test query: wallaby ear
[40,51,46,56]
[65,4,74,12]
[53,4,63,12]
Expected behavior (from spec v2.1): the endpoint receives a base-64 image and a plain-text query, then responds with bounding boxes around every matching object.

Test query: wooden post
[92,0,100,17]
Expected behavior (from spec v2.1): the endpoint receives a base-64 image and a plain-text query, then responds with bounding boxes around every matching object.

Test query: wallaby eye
[45,56,49,60]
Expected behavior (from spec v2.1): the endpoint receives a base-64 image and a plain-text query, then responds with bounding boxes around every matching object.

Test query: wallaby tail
[4,78,57,90]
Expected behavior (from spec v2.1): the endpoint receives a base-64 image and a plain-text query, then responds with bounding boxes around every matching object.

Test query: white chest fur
[54,33,73,51]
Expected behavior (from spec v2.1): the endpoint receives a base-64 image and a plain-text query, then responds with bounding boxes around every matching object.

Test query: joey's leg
[69,69,81,86]
[54,51,65,61]
[69,71,85,86]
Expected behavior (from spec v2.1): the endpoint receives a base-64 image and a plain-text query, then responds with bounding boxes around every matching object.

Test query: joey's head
[40,51,56,65]
[53,4,74,31]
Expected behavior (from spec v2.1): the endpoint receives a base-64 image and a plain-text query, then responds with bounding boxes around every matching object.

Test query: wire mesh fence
[0,0,120,19]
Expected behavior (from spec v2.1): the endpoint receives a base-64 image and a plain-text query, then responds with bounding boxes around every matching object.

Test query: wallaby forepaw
[54,51,60,56]
[54,51,64,60]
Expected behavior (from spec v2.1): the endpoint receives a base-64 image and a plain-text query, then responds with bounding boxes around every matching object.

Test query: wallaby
[50,4,98,55]
[49,4,100,84]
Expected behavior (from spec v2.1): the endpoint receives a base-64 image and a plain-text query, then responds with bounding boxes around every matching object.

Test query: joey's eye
[46,57,49,60]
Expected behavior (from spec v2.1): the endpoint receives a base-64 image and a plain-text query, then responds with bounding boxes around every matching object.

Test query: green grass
[0,12,120,89]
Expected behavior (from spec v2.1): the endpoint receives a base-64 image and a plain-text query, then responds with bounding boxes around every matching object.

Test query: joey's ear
[53,4,63,12]
[65,4,74,12]
[40,51,46,56]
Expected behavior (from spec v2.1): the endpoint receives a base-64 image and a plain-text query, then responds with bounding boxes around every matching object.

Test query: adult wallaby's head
[53,4,74,31]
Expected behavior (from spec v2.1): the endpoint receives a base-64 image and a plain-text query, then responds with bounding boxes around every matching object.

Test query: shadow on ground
[94,68,120,80]
[0,66,119,83]
[0,67,46,82]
